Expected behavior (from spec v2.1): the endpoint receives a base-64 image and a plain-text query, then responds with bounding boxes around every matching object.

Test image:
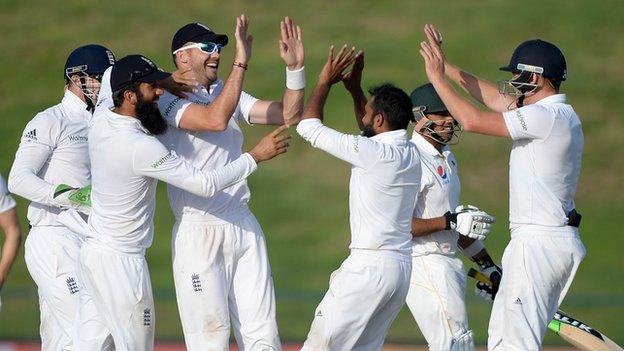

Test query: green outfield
[1,0,622,346]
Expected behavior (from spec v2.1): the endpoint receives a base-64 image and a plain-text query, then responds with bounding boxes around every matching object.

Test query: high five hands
[419,24,446,84]
[279,17,305,70]
[318,45,363,86]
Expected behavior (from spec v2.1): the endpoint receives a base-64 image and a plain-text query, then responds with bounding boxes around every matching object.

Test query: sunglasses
[173,42,222,55]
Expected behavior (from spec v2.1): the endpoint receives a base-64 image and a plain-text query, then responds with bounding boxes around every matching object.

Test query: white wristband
[460,239,485,259]
[286,66,305,90]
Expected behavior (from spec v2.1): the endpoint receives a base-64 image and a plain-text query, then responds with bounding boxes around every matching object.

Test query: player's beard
[361,121,376,138]
[135,92,167,135]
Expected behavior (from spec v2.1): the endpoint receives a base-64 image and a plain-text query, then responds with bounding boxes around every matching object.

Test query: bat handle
[467,267,493,286]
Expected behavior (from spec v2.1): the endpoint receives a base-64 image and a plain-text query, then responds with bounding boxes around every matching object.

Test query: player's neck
[523,86,558,105]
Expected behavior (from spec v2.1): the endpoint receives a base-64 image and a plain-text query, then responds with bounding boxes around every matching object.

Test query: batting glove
[445,205,495,240]
[52,184,91,214]
[474,255,502,301]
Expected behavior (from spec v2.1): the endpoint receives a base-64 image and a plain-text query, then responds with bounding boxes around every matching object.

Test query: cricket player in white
[405,83,498,351]
[155,15,304,350]
[75,54,291,351]
[8,44,114,350]
[419,25,585,350]
[0,173,21,312]
[297,46,421,351]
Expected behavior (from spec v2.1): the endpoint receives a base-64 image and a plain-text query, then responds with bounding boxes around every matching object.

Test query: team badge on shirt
[437,165,447,179]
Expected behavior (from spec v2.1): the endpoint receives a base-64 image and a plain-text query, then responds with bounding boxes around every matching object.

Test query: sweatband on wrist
[460,239,485,259]
[286,66,305,90]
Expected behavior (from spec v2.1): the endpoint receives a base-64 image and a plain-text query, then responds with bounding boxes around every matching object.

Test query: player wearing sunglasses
[154,15,305,351]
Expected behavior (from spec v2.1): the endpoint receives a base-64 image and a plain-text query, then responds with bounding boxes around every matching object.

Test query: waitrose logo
[68,135,88,142]
[151,152,175,168]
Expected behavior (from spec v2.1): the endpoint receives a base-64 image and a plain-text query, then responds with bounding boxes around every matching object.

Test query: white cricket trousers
[405,254,473,351]
[488,226,585,351]
[301,249,412,351]
[25,226,82,351]
[75,241,154,351]
[172,208,280,351]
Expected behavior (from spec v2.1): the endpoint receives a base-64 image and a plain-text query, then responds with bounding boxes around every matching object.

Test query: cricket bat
[467,268,623,351]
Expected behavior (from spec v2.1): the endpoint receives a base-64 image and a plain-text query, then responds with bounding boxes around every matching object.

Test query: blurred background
[1,0,622,347]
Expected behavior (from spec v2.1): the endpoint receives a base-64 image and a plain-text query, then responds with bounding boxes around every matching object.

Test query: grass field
[1,0,623,347]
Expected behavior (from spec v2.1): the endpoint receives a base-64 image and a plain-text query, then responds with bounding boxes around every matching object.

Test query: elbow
[212,121,228,132]
[7,174,18,195]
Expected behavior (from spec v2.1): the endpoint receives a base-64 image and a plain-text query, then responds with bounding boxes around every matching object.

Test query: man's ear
[175,51,189,66]
[125,90,137,105]
[374,112,385,127]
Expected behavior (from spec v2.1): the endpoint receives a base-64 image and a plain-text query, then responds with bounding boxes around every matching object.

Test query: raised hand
[342,51,364,92]
[234,14,253,65]
[279,16,304,70]
[249,125,291,163]
[319,44,358,86]
[420,24,446,83]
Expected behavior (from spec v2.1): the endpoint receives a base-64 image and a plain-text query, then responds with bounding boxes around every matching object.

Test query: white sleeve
[235,90,260,125]
[158,91,192,128]
[95,66,113,114]
[0,174,16,213]
[296,118,379,169]
[132,137,257,197]
[8,114,59,205]
[503,104,555,140]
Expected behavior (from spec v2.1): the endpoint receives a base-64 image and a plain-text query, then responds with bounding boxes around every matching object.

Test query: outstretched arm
[419,26,509,137]
[249,17,305,126]
[172,14,253,132]
[342,51,366,130]
[302,45,358,122]
[424,25,515,113]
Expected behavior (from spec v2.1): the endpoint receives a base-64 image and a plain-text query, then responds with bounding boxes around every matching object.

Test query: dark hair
[112,82,141,108]
[547,77,561,91]
[368,83,414,131]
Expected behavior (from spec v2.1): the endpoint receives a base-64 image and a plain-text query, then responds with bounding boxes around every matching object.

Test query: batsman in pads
[155,15,305,350]
[404,83,498,351]
[297,45,421,351]
[75,54,290,350]
[8,44,114,350]
[419,24,585,350]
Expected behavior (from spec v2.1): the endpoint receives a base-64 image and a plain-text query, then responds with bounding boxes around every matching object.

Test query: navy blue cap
[64,44,115,79]
[410,83,448,115]
[110,55,171,93]
[500,39,567,81]
[171,23,228,53]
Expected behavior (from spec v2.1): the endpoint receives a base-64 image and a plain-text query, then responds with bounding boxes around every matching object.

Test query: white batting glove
[445,205,495,240]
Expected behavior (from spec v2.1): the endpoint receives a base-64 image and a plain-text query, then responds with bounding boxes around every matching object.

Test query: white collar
[535,93,567,106]
[105,108,150,134]
[370,129,408,144]
[410,132,446,157]
[62,90,90,120]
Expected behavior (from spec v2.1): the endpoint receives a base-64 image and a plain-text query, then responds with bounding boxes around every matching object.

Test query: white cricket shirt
[0,174,16,213]
[410,133,461,256]
[502,94,583,228]
[87,108,258,253]
[297,118,421,253]
[156,81,259,220]
[9,91,91,226]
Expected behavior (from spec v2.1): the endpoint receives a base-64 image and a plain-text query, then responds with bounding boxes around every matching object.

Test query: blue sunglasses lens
[199,42,221,54]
